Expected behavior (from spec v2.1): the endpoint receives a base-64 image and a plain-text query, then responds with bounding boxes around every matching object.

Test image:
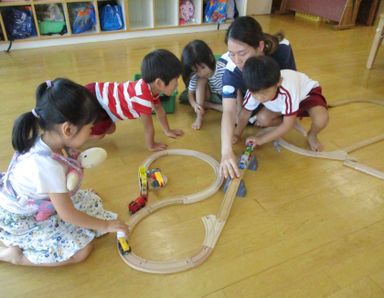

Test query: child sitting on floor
[235,56,328,151]
[180,40,226,130]
[86,49,184,151]
[0,78,128,266]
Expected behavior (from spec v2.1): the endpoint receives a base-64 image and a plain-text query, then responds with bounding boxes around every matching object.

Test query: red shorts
[91,111,115,135]
[296,86,327,117]
[85,82,115,136]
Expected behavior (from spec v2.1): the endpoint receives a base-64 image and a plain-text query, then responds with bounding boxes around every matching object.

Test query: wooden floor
[1,14,384,297]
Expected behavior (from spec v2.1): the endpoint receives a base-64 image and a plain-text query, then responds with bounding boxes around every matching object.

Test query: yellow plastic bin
[133,73,176,114]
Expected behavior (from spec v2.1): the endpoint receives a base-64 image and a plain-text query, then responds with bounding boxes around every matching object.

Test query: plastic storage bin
[38,21,66,35]
[133,73,177,114]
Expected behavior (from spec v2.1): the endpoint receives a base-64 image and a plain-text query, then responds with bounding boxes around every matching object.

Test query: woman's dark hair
[141,49,183,85]
[225,16,284,56]
[243,56,281,92]
[181,40,216,86]
[12,78,101,153]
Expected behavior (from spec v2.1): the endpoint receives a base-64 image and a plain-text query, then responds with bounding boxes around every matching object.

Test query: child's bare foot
[192,115,203,130]
[307,134,323,151]
[0,246,23,264]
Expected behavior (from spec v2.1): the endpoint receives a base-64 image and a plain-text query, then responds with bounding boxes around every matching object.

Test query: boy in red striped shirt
[86,49,184,151]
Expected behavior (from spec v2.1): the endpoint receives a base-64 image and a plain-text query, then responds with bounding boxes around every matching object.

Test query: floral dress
[0,144,117,264]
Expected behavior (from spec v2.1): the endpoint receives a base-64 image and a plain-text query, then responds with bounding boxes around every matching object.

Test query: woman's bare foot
[192,115,203,130]
[0,246,23,264]
[307,133,323,151]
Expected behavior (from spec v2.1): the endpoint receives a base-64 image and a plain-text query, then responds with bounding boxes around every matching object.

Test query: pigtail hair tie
[31,108,40,119]
[46,80,52,88]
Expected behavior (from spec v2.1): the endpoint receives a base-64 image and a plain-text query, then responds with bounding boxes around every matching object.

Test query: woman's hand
[220,151,240,179]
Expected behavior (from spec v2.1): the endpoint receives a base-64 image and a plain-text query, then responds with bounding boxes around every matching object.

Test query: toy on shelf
[179,0,195,25]
[117,231,131,255]
[128,167,166,214]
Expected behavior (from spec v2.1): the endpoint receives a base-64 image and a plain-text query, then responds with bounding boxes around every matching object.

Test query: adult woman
[220,16,296,178]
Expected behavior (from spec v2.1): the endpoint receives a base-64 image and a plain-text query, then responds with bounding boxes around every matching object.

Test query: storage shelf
[154,0,177,27]
[0,0,249,49]
[0,1,31,7]
[128,0,153,29]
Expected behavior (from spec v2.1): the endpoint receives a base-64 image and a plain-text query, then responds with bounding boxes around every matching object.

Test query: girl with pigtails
[0,78,128,266]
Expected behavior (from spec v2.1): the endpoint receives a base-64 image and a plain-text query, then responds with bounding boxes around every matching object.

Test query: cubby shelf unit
[0,0,248,50]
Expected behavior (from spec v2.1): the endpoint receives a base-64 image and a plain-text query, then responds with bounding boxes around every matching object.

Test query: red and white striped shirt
[86,79,160,121]
[243,70,319,116]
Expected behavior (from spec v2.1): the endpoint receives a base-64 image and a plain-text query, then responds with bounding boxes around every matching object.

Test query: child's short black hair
[141,49,182,85]
[181,40,216,86]
[243,56,281,92]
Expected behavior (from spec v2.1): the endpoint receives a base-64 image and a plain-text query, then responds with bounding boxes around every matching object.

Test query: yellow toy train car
[138,166,148,197]
[117,232,131,255]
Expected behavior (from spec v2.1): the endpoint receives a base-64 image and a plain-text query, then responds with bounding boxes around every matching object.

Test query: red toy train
[128,167,164,214]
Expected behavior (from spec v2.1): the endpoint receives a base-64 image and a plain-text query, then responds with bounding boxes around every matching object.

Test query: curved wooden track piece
[277,99,384,180]
[119,149,241,274]
[277,138,350,161]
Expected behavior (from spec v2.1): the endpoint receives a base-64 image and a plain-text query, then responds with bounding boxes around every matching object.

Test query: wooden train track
[118,149,248,274]
[276,99,384,180]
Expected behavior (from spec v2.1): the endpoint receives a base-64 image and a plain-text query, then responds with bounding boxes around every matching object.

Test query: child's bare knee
[312,107,329,128]
[255,112,270,127]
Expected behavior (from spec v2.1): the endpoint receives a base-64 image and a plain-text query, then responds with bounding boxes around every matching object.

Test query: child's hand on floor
[165,129,184,138]
[148,142,168,151]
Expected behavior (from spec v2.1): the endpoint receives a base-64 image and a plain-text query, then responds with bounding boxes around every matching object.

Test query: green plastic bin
[38,21,66,35]
[133,73,177,114]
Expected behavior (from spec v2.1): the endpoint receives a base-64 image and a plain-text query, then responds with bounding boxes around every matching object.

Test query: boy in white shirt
[235,55,329,152]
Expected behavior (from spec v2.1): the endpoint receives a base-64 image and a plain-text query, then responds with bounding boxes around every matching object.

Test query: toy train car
[128,195,147,214]
[138,166,148,197]
[117,232,131,255]
[129,167,166,214]
[239,141,254,169]
[150,168,164,188]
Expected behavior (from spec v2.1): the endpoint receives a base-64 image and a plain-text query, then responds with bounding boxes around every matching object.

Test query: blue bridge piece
[222,155,258,197]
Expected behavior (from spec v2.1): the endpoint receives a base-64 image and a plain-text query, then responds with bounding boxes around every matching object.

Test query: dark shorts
[296,86,327,117]
[179,89,222,105]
